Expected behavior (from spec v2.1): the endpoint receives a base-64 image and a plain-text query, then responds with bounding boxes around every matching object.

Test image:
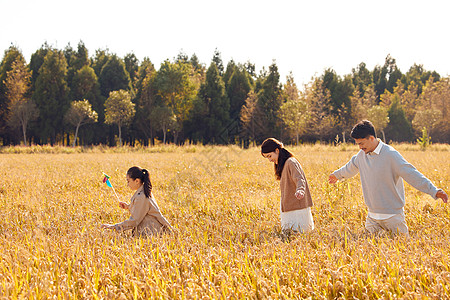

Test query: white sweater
[332,141,439,214]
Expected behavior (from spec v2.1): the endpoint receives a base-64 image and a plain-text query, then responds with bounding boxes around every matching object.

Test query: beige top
[115,186,172,236]
[280,157,313,212]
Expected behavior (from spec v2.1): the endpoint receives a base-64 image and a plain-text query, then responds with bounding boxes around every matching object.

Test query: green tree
[402,64,440,95]
[0,45,24,141]
[212,48,224,76]
[150,105,176,144]
[280,74,307,145]
[104,90,135,146]
[257,61,282,137]
[33,49,70,145]
[223,60,236,88]
[29,43,51,88]
[226,64,251,119]
[385,94,413,142]
[65,41,90,94]
[124,53,139,90]
[98,54,132,98]
[71,65,105,144]
[91,48,110,78]
[351,62,373,96]
[155,60,196,143]
[64,100,98,146]
[198,62,230,144]
[4,57,38,145]
[304,77,335,140]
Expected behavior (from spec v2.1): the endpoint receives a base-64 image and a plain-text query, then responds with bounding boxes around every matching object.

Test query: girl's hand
[295,190,305,200]
[101,224,115,230]
[119,202,129,210]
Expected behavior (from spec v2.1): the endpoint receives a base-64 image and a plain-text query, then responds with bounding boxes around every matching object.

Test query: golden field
[0,144,449,299]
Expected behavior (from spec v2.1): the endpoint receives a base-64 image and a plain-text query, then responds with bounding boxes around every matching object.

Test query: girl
[102,166,173,236]
[261,138,314,233]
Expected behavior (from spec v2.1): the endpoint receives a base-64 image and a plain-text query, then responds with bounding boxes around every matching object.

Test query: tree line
[0,41,448,147]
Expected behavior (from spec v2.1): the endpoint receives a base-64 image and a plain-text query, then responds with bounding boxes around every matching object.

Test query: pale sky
[1,0,449,86]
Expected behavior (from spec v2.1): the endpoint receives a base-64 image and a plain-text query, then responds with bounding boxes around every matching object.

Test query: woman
[102,166,173,236]
[261,138,314,233]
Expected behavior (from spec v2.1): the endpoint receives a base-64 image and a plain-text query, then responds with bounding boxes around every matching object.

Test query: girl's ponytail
[141,169,152,198]
[127,166,152,198]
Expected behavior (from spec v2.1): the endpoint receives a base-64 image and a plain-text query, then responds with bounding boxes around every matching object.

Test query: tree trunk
[73,123,80,147]
[118,125,122,146]
[342,131,346,144]
[381,129,386,143]
[22,121,27,146]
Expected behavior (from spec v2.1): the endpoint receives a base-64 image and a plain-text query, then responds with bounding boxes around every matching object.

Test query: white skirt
[280,207,314,233]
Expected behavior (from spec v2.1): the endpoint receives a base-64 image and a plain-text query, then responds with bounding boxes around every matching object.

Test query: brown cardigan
[115,186,172,236]
[280,157,313,212]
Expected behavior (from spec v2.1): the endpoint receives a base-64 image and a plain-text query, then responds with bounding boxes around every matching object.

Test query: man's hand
[436,190,448,203]
[328,174,338,184]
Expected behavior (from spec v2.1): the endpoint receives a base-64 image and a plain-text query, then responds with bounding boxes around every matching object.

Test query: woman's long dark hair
[261,138,294,180]
[127,166,152,198]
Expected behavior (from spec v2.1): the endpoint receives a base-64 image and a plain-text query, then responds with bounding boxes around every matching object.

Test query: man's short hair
[351,120,377,139]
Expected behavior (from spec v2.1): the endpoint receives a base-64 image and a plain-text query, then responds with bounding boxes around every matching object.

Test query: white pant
[280,207,314,233]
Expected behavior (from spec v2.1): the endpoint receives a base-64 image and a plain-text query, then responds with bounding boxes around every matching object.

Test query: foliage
[104,90,135,146]
[240,91,266,145]
[367,105,389,142]
[65,100,98,147]
[4,56,39,146]
[1,43,450,146]
[279,74,307,145]
[33,48,70,145]
[416,127,431,150]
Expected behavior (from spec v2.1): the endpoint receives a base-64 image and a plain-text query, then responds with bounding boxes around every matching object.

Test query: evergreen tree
[226,64,251,123]
[385,94,413,142]
[351,62,373,96]
[29,43,51,89]
[124,53,139,90]
[198,63,230,144]
[212,48,224,76]
[223,60,236,88]
[257,61,282,138]
[33,49,70,145]
[66,41,90,99]
[92,49,110,78]
[98,54,132,98]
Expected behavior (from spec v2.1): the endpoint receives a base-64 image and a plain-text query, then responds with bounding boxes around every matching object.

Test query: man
[328,120,448,234]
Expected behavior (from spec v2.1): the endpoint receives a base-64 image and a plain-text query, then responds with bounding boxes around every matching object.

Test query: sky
[1,0,449,86]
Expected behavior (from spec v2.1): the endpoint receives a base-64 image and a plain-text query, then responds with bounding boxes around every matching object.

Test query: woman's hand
[295,190,305,200]
[119,201,129,210]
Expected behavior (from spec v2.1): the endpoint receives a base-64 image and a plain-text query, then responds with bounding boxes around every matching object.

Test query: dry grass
[0,145,448,299]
